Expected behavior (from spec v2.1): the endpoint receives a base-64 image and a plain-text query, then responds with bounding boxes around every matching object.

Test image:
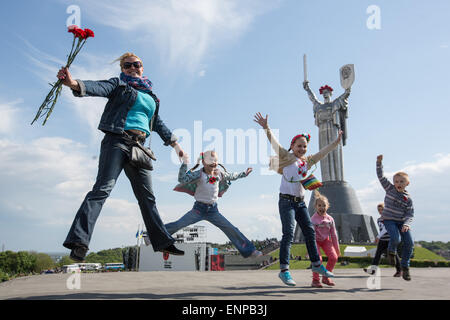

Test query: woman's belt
[279,193,304,203]
[124,130,146,143]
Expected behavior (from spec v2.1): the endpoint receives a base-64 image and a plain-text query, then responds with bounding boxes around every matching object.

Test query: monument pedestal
[294,181,378,243]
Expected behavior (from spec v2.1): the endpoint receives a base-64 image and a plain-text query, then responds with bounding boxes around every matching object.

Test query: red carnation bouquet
[32,25,94,125]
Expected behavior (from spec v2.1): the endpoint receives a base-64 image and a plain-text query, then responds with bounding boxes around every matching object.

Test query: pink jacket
[311,212,339,251]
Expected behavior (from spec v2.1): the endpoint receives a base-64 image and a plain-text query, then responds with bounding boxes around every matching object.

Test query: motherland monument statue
[294,55,378,243]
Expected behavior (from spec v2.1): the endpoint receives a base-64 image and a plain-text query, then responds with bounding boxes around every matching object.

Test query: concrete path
[1,268,449,300]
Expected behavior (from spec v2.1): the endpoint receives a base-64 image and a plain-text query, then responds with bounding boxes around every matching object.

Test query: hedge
[320,256,450,267]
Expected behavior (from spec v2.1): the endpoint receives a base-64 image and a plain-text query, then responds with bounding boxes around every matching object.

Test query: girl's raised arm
[253,113,288,158]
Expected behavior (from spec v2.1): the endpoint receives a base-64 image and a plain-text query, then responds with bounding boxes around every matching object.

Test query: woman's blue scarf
[120,72,153,93]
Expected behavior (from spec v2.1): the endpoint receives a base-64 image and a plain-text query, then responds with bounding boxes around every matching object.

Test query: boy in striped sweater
[376,155,414,281]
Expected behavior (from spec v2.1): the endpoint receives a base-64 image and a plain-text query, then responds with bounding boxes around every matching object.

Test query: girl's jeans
[278,197,320,270]
[165,201,256,258]
[383,220,414,268]
[312,239,338,281]
[63,133,175,252]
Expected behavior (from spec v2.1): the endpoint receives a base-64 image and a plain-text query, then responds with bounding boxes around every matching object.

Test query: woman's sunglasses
[123,61,142,69]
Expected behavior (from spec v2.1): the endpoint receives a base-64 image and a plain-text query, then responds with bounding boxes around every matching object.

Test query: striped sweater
[376,163,414,226]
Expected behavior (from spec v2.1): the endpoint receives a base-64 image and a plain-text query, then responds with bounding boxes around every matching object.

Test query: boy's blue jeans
[383,220,414,268]
[63,133,175,252]
[278,197,320,270]
[165,201,256,258]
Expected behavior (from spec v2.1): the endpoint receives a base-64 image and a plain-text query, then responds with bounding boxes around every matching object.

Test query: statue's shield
[340,64,355,89]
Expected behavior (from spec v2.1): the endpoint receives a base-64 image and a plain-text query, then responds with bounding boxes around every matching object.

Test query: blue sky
[0,0,449,253]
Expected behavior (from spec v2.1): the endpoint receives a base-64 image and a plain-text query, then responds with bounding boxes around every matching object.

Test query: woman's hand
[253,112,268,129]
[57,67,79,90]
[171,142,188,163]
[245,168,253,176]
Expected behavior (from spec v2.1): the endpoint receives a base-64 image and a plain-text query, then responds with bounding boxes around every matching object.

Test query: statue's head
[319,85,333,99]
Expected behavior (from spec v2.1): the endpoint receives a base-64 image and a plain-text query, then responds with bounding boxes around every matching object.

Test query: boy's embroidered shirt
[311,213,339,250]
[174,163,248,201]
[279,159,308,197]
[376,163,414,226]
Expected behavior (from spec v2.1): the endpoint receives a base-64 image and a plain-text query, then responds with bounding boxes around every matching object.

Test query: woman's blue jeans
[63,133,175,252]
[383,220,414,268]
[278,197,320,270]
[165,201,256,258]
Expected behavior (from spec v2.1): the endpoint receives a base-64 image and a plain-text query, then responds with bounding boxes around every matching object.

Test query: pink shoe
[311,280,323,288]
[322,277,335,286]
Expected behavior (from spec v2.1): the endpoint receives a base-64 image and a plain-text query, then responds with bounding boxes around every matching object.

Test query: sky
[0,0,449,253]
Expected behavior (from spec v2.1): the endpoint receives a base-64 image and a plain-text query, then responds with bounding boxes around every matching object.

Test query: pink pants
[312,239,338,281]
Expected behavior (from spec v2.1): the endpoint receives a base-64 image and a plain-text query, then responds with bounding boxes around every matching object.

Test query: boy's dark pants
[372,240,401,271]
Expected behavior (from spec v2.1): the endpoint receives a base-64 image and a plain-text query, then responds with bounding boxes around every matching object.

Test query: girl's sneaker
[322,277,335,286]
[311,280,323,288]
[311,264,334,278]
[278,271,296,286]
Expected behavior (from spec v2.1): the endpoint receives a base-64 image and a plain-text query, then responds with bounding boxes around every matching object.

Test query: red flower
[403,196,408,201]
[208,177,217,184]
[67,25,86,39]
[84,28,95,39]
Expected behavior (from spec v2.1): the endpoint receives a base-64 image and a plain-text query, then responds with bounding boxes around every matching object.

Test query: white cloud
[0,99,22,133]
[76,0,279,73]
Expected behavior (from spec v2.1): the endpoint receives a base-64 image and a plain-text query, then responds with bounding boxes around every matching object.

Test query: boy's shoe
[401,267,411,281]
[363,265,377,275]
[387,251,396,266]
[250,250,263,258]
[311,280,323,288]
[161,244,184,256]
[311,264,334,278]
[278,271,296,286]
[322,277,335,286]
[393,270,402,277]
[70,244,88,262]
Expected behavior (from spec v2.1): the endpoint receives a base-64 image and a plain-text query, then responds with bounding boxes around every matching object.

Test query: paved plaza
[1,268,449,300]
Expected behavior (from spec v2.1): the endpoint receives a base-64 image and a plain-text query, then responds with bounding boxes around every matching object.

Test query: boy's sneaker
[401,267,411,281]
[278,271,296,286]
[250,250,263,258]
[311,264,334,278]
[322,277,335,286]
[70,244,88,262]
[161,244,184,256]
[311,280,323,288]
[393,270,402,277]
[363,265,377,275]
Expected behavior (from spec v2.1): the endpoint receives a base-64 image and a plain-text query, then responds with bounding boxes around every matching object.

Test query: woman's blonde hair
[314,190,329,208]
[112,52,143,69]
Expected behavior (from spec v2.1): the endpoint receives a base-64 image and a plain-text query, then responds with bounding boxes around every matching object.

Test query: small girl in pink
[311,191,341,288]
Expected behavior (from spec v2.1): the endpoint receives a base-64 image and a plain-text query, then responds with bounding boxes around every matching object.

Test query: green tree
[29,252,55,273]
